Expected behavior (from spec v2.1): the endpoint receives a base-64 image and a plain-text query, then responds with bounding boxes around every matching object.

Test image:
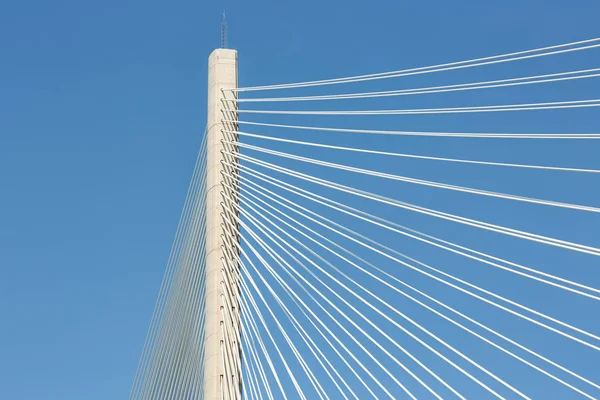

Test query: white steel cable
[232,170,600,351]
[224,153,600,256]
[227,184,549,399]
[130,131,208,399]
[241,311,274,400]
[253,195,600,390]
[229,131,600,174]
[229,38,600,91]
[241,238,306,400]
[220,261,242,400]
[337,202,600,296]
[149,189,208,399]
[230,232,328,400]
[226,199,529,400]
[224,120,600,139]
[225,163,600,299]
[241,271,329,400]
[230,68,600,102]
[240,310,276,400]
[229,141,600,213]
[166,257,207,400]
[240,274,272,400]
[237,261,356,400]
[222,200,452,399]
[235,99,600,116]
[148,158,209,399]
[241,343,261,400]
[246,350,267,400]
[230,165,600,342]
[241,349,257,400]
[243,312,276,400]
[234,167,600,341]
[225,228,371,400]
[221,301,237,400]
[162,180,210,399]
[240,272,353,400]
[240,259,373,400]
[236,205,519,400]
[149,143,208,400]
[230,195,513,399]
[167,136,208,398]
[231,165,600,299]
[233,178,600,398]
[241,277,310,400]
[243,180,600,382]
[242,290,290,399]
[223,227,356,399]
[239,337,259,400]
[237,222,414,400]
[223,208,400,400]
[154,125,222,399]
[139,144,209,400]
[238,247,381,399]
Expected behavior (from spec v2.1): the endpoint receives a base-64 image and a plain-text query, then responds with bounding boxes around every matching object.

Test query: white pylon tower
[204,48,241,400]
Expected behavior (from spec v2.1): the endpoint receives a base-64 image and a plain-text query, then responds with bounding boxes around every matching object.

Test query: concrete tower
[204,48,241,400]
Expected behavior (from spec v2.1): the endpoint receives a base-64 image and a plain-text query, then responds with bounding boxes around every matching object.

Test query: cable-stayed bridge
[130,38,600,399]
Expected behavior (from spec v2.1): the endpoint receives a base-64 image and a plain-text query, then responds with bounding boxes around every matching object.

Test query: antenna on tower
[221,11,228,49]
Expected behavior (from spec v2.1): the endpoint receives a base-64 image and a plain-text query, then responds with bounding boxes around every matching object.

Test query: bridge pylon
[204,48,241,400]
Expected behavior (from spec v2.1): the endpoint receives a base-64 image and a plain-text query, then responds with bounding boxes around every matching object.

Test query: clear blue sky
[1,0,599,399]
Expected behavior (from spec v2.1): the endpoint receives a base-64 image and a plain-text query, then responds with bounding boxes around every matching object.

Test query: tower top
[221,12,228,49]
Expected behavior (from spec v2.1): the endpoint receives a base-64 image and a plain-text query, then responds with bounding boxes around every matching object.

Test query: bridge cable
[229,131,600,174]
[223,152,600,256]
[229,68,600,103]
[227,140,600,213]
[229,38,600,92]
[224,164,600,348]
[225,193,526,399]
[238,246,381,399]
[235,99,600,116]
[226,176,600,397]
[225,162,600,298]
[225,198,459,399]
[226,120,600,139]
